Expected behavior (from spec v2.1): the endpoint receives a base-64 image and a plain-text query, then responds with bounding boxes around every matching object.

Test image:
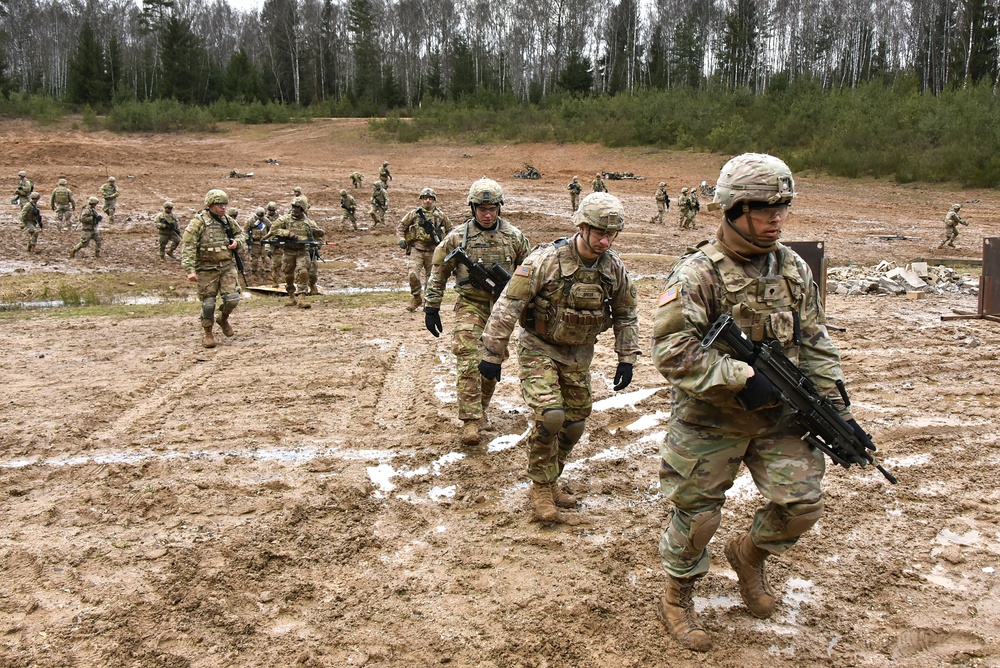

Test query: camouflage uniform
[652,182,669,224]
[12,172,33,207]
[379,161,392,189]
[266,203,283,286]
[99,178,118,223]
[650,153,855,651]
[264,196,324,307]
[20,193,43,252]
[247,208,271,276]
[340,190,358,229]
[686,189,700,228]
[938,203,968,248]
[591,173,607,193]
[482,192,639,520]
[567,177,582,212]
[50,179,76,231]
[424,178,530,441]
[370,183,388,227]
[181,189,246,347]
[397,187,453,311]
[676,188,690,228]
[351,171,364,188]
[154,203,181,259]
[71,197,104,258]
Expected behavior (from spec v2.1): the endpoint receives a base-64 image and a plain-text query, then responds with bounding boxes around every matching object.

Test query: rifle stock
[701,314,897,483]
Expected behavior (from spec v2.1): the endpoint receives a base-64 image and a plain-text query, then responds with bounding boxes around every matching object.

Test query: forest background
[0,0,998,186]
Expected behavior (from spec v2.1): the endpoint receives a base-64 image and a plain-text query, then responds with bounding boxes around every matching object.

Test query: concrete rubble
[828,261,980,297]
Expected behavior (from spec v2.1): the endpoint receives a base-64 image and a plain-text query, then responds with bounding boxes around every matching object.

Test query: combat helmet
[711,152,795,213]
[59,178,68,186]
[659,181,666,187]
[18,171,26,177]
[467,177,504,206]
[291,196,309,210]
[255,207,266,216]
[952,203,962,211]
[108,176,116,183]
[340,189,348,196]
[88,196,99,205]
[205,189,229,206]
[573,192,625,232]
[419,187,437,200]
[229,208,240,219]
[164,201,174,209]
[29,192,40,200]
[572,176,579,182]
[267,201,277,211]
[383,161,389,166]
[681,187,688,194]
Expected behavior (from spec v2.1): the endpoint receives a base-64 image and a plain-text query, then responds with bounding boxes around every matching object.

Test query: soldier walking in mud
[340,189,358,230]
[181,189,246,348]
[650,153,868,651]
[480,192,639,522]
[592,172,607,193]
[687,187,700,227]
[676,187,690,228]
[567,176,582,212]
[379,161,392,189]
[154,201,182,260]
[265,202,283,286]
[51,179,76,231]
[351,171,364,189]
[12,170,33,207]
[397,187,453,312]
[370,181,388,228]
[938,203,969,249]
[70,196,104,259]
[265,196,324,308]
[247,207,271,277]
[424,177,530,446]
[100,176,119,224]
[651,182,670,224]
[20,192,43,253]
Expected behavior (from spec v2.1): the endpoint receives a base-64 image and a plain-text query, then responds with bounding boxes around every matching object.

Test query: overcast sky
[227,0,263,13]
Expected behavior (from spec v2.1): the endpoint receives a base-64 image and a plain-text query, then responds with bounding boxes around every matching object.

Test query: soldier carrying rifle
[396,187,453,312]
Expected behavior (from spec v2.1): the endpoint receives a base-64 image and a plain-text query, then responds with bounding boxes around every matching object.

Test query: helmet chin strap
[728,203,765,247]
[577,226,604,256]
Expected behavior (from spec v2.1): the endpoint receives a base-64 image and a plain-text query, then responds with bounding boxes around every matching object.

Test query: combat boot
[461,420,479,445]
[551,486,578,509]
[202,325,217,349]
[406,293,422,312]
[285,295,298,307]
[724,532,775,619]
[528,482,559,522]
[69,248,77,259]
[657,576,711,652]
[216,314,234,337]
[297,298,312,309]
[308,285,321,296]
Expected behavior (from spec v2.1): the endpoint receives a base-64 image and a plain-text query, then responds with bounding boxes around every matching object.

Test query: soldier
[20,192,43,253]
[265,195,325,308]
[650,153,865,651]
[567,176,582,212]
[266,201,283,287]
[677,187,690,228]
[181,189,246,348]
[480,192,639,522]
[591,172,607,193]
[687,187,700,228]
[379,161,392,189]
[70,196,104,259]
[247,207,271,277]
[154,201,182,260]
[340,189,359,230]
[397,187,453,312]
[229,207,240,224]
[100,176,119,224]
[424,177,531,446]
[351,171,364,189]
[12,170,33,206]
[51,178,76,231]
[938,203,969,249]
[370,181,388,228]
[651,182,670,224]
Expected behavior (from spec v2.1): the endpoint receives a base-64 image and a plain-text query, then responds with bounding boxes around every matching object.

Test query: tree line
[0,0,997,112]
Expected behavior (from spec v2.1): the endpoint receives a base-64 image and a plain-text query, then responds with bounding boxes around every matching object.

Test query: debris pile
[513,164,541,179]
[828,261,979,297]
[264,158,280,165]
[228,170,254,178]
[602,171,643,180]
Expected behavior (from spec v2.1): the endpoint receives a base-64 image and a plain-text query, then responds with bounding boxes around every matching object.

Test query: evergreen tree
[716,0,763,90]
[224,48,260,101]
[557,49,593,94]
[670,11,704,88]
[348,0,380,104]
[158,15,201,103]
[66,20,109,105]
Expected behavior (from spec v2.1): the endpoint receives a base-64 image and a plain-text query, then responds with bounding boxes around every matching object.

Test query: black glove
[736,370,780,410]
[424,307,442,337]
[613,362,633,391]
[847,418,875,451]
[478,360,502,382]
[397,239,408,250]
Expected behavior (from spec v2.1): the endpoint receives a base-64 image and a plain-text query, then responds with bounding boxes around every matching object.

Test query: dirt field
[1,118,999,667]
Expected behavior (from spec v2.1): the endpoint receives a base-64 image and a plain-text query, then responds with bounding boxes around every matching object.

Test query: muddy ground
[1,118,999,667]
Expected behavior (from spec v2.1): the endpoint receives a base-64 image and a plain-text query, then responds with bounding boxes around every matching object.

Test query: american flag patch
[514,265,532,278]
[658,287,678,306]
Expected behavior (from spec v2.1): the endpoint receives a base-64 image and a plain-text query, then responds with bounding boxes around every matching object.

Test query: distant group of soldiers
[567,175,702,229]
[12,170,117,256]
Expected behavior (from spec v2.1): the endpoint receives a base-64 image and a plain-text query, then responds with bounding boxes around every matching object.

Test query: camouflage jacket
[247,215,270,242]
[182,209,246,273]
[371,188,387,209]
[379,166,391,182]
[14,178,32,198]
[945,210,967,228]
[592,177,607,192]
[154,211,180,234]
[20,202,42,229]
[568,181,582,195]
[51,186,75,209]
[341,193,356,212]
[397,205,452,251]
[265,212,323,254]
[266,211,280,225]
[100,183,118,200]
[651,239,850,432]
[79,205,101,231]
[425,218,530,307]
[676,194,690,212]
[483,236,640,368]
[655,187,669,204]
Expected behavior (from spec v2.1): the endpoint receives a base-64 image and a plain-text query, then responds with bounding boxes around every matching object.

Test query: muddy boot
[308,285,321,296]
[69,248,77,259]
[724,532,775,619]
[528,482,559,522]
[216,314,234,337]
[297,298,312,309]
[657,576,711,652]
[461,420,479,445]
[202,324,217,349]
[552,485,578,509]
[406,293,422,312]
[285,295,298,307]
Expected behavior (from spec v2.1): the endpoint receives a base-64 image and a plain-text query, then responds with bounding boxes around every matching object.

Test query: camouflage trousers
[73,229,102,255]
[281,249,317,294]
[943,224,960,245]
[103,199,116,220]
[196,263,240,325]
[351,176,363,188]
[158,231,181,257]
[652,200,667,224]
[55,205,74,230]
[518,346,593,484]
[248,241,271,276]
[405,248,433,298]
[370,205,386,227]
[270,248,284,286]
[680,211,697,229]
[343,209,357,229]
[24,226,39,251]
[451,298,497,422]
[570,193,580,212]
[658,417,826,580]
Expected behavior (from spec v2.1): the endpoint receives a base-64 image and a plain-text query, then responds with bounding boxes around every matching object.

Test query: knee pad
[221,292,240,313]
[559,420,586,447]
[200,297,216,321]
[784,500,824,536]
[689,509,722,552]
[536,408,566,445]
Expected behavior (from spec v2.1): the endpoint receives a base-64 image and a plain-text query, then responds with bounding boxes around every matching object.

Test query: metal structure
[942,238,1000,323]
[785,241,827,309]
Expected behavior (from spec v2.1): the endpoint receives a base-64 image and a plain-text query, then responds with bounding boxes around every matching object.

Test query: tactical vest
[195,212,235,263]
[406,207,442,244]
[80,207,99,230]
[372,190,386,208]
[101,184,117,198]
[156,213,178,231]
[53,187,71,206]
[250,217,269,241]
[702,241,806,363]
[456,220,520,301]
[526,239,614,346]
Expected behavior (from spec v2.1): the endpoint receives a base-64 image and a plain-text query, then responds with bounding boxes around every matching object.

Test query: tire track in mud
[371,336,446,436]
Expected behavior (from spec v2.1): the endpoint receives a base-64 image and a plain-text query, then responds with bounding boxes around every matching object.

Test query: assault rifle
[701,314,897,484]
[219,214,248,287]
[262,237,334,262]
[445,246,511,301]
[416,209,442,246]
